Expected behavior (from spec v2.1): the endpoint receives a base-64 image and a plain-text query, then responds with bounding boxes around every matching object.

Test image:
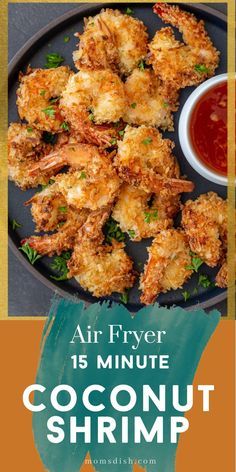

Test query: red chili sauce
[190,81,227,176]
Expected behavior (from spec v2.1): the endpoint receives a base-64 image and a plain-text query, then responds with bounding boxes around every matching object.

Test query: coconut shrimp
[16,66,73,133]
[8,122,58,190]
[124,68,179,130]
[140,229,193,305]
[60,69,126,126]
[23,204,111,257]
[181,192,227,267]
[73,8,148,76]
[112,184,180,241]
[114,125,194,194]
[149,3,219,89]
[29,143,121,210]
[68,239,135,297]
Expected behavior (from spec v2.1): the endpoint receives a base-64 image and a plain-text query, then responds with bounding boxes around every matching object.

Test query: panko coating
[215,261,228,289]
[115,125,194,194]
[16,66,73,132]
[112,184,180,241]
[8,123,55,189]
[68,239,136,297]
[140,229,193,304]
[73,8,148,75]
[149,3,219,89]
[181,192,227,267]
[30,143,121,211]
[124,68,179,130]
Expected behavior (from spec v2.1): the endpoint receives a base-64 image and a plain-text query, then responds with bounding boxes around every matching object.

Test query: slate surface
[8,3,227,316]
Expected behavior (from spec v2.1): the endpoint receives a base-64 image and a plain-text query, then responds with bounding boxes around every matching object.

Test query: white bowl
[178,74,227,186]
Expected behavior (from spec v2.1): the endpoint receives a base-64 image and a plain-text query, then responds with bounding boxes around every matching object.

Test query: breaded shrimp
[181,192,227,267]
[59,70,126,141]
[24,206,111,257]
[140,229,193,305]
[124,68,179,130]
[8,123,55,189]
[30,143,121,210]
[112,184,180,241]
[149,3,219,89]
[68,239,136,297]
[25,184,67,232]
[114,125,194,194]
[16,66,73,132]
[215,261,228,289]
[73,8,148,75]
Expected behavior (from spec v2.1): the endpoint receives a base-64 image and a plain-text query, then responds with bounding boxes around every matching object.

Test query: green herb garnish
[194,64,209,74]
[130,102,137,109]
[58,206,67,213]
[110,138,117,146]
[45,53,64,68]
[163,101,169,108]
[118,130,125,137]
[61,121,70,131]
[42,105,56,118]
[11,219,22,230]
[182,291,190,302]
[198,274,215,288]
[63,35,70,43]
[79,171,87,179]
[186,253,203,272]
[138,59,146,71]
[40,179,55,191]
[144,210,158,223]
[19,243,42,265]
[120,290,129,304]
[142,137,153,145]
[126,7,133,15]
[104,217,125,244]
[88,112,95,122]
[128,229,136,239]
[40,90,46,96]
[49,97,60,104]
[50,252,71,281]
[27,127,33,132]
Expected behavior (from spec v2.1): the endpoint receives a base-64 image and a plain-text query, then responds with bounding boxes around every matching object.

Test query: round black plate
[8,2,227,311]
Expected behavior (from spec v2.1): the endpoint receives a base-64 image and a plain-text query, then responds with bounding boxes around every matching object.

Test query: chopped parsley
[61,121,70,131]
[142,137,153,145]
[63,35,70,43]
[182,290,190,302]
[130,102,137,109]
[11,219,22,231]
[27,127,33,132]
[50,252,71,281]
[58,206,67,213]
[110,138,117,146]
[45,53,64,68]
[194,64,209,74]
[40,179,55,191]
[128,229,136,239]
[186,253,203,272]
[79,171,87,179]
[19,243,42,265]
[144,209,158,223]
[163,101,169,108]
[40,90,46,96]
[104,217,125,244]
[120,290,129,304]
[88,112,95,122]
[42,131,58,144]
[42,105,56,118]
[198,274,215,288]
[125,7,133,15]
[138,59,146,71]
[49,97,60,104]
[118,130,125,137]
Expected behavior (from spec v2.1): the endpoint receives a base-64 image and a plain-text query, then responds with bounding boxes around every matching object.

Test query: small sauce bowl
[179,74,228,186]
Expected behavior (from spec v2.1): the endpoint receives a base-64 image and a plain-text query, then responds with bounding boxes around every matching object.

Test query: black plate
[8,2,227,312]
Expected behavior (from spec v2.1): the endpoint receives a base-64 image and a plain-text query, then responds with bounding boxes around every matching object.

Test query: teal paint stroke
[33,300,220,472]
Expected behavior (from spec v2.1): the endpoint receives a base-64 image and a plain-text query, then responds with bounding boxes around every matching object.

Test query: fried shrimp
[24,205,111,257]
[68,239,136,297]
[181,192,227,267]
[124,68,179,130]
[140,229,193,304]
[215,261,228,289]
[25,184,67,232]
[16,66,73,133]
[30,143,121,210]
[115,125,194,194]
[149,3,219,89]
[73,8,148,75]
[8,123,56,190]
[112,184,180,241]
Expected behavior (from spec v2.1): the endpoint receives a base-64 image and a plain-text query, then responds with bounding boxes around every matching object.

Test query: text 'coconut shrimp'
[181,192,227,267]
[115,125,194,195]
[68,239,136,297]
[112,184,180,241]
[140,229,193,305]
[124,68,179,130]
[30,143,121,210]
[149,3,219,89]
[17,66,73,132]
[73,8,148,76]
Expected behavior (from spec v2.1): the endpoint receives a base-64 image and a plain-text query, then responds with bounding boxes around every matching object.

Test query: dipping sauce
[190,81,227,175]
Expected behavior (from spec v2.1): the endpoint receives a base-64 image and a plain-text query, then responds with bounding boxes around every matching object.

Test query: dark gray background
[8,2,227,316]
